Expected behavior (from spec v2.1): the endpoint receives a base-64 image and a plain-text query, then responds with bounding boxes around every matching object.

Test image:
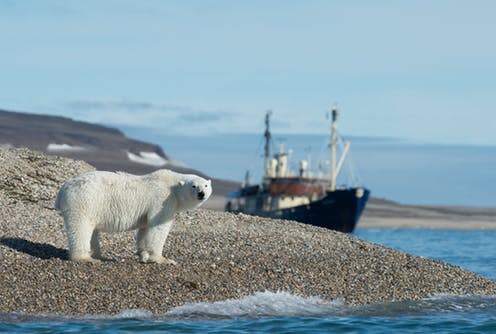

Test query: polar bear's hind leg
[90,230,102,259]
[66,219,99,262]
[136,226,147,254]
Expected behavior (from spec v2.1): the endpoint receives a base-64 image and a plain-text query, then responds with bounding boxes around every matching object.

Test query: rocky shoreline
[1,148,496,316]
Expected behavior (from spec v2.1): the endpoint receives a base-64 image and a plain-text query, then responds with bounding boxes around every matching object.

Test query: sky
[1,0,495,145]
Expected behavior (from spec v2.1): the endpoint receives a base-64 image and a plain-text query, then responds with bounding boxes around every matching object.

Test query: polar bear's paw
[70,254,101,263]
[139,251,176,265]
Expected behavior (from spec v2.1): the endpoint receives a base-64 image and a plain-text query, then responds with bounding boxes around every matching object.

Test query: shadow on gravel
[0,237,68,260]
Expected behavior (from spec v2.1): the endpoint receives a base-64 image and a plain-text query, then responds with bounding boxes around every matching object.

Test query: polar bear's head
[176,175,212,211]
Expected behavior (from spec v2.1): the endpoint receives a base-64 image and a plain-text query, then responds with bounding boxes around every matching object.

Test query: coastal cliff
[0,109,238,198]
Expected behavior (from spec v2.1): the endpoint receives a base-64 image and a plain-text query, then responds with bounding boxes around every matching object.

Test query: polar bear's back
[55,171,169,232]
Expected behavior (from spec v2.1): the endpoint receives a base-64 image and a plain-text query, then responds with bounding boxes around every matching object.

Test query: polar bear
[55,169,212,263]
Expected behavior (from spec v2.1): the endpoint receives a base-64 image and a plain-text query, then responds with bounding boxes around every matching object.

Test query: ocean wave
[340,294,496,318]
[165,292,496,320]
[1,292,495,322]
[166,291,343,319]
[163,291,496,320]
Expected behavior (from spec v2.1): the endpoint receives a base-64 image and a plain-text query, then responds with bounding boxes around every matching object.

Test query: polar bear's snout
[193,178,212,201]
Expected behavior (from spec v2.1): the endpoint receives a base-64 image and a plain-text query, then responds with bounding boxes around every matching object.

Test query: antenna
[330,103,338,191]
[263,110,272,178]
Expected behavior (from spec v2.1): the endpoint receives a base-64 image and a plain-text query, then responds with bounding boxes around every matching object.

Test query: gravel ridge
[1,148,495,316]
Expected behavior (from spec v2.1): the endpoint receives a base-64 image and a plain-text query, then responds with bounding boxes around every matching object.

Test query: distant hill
[0,109,238,199]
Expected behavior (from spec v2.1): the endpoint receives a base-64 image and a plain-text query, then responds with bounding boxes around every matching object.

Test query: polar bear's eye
[192,185,196,188]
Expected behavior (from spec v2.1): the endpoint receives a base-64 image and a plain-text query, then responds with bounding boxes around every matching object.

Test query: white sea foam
[166,291,343,318]
[165,292,496,320]
[112,309,154,319]
[127,151,168,167]
[46,143,87,152]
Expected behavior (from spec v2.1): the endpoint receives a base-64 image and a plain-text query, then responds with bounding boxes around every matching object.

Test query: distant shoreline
[204,195,496,230]
[359,216,496,230]
[361,198,496,229]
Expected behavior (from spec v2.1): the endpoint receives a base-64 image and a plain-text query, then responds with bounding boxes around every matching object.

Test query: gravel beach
[1,148,496,316]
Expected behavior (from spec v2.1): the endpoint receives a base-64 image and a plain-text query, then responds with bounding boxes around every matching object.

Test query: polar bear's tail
[54,190,62,211]
[54,184,66,211]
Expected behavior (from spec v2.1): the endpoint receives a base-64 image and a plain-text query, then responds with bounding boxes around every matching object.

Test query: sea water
[1,229,495,333]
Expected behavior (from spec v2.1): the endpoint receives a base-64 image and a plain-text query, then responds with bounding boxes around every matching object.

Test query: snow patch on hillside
[47,143,87,152]
[127,151,169,167]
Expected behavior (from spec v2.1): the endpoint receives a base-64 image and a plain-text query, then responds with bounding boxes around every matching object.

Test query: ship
[225,106,370,233]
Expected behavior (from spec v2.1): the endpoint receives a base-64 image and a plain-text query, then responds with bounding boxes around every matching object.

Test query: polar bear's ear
[179,180,185,186]
[207,180,212,186]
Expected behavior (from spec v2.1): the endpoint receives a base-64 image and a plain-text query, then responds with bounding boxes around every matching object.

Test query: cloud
[62,98,236,134]
[67,99,156,111]
[176,111,227,124]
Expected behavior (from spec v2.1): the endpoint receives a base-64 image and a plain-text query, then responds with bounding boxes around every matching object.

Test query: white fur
[55,169,212,263]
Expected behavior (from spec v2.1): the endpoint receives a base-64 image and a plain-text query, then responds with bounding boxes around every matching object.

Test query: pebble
[1,148,495,316]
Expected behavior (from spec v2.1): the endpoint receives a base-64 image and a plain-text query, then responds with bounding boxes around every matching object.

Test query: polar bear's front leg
[138,220,176,264]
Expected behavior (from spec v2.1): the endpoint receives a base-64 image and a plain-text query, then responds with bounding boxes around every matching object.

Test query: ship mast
[330,105,338,191]
[329,104,351,191]
[264,110,272,178]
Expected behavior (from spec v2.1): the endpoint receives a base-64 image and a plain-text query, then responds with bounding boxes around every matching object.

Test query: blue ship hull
[227,187,370,233]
